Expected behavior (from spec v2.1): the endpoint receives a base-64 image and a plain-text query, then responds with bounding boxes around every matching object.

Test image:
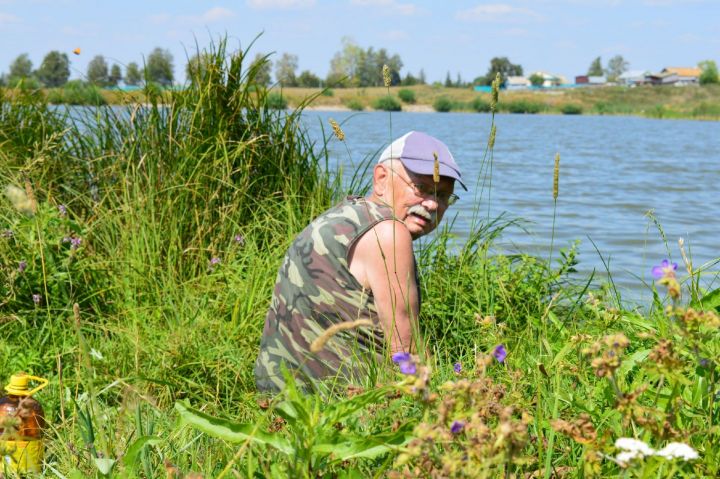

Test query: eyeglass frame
[383,164,460,206]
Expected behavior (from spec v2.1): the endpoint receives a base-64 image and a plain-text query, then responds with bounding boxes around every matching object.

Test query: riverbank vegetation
[2,42,720,478]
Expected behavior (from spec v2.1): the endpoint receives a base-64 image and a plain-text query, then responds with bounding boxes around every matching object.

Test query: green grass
[1,40,719,478]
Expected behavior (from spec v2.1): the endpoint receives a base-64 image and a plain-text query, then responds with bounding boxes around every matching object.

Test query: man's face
[381,161,456,239]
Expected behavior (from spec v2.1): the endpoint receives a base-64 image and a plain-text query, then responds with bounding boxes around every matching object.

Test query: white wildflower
[615,437,655,457]
[616,451,643,465]
[655,442,699,461]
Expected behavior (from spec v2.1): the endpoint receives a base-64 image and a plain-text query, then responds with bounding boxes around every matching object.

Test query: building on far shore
[530,71,567,87]
[575,75,607,86]
[618,70,650,86]
[505,76,531,90]
[659,67,701,85]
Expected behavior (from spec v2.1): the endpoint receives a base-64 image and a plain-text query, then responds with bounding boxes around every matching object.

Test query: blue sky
[1,0,717,84]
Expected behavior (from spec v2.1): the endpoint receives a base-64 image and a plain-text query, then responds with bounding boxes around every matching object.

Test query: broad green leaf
[174,401,295,456]
[93,457,116,476]
[312,423,412,463]
[122,435,162,468]
[694,287,720,311]
[550,341,575,369]
[617,348,650,377]
[321,385,394,426]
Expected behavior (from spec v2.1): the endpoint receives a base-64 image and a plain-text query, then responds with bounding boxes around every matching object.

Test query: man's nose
[422,197,439,211]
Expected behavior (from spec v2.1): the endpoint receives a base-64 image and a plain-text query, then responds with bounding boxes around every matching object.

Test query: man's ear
[373,163,389,197]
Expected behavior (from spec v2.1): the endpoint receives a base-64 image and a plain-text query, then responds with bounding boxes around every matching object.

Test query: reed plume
[310,319,374,353]
[553,152,560,200]
[433,152,440,184]
[488,125,497,150]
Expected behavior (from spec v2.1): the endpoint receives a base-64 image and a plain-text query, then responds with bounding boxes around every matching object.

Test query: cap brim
[401,158,468,191]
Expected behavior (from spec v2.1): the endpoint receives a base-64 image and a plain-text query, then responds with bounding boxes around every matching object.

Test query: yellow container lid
[4,373,48,396]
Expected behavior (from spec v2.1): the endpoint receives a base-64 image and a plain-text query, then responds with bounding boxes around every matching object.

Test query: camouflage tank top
[254,196,398,393]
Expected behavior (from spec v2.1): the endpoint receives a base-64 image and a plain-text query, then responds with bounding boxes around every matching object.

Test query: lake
[301,110,720,305]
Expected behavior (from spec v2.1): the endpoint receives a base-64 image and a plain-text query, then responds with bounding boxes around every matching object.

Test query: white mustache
[407,204,437,224]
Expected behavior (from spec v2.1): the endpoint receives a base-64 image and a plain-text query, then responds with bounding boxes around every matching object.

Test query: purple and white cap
[378,131,466,190]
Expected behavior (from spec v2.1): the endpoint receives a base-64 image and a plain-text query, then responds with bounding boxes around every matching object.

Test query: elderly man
[254,131,466,392]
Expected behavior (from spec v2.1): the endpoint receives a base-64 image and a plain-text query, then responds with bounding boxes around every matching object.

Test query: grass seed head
[329,118,345,141]
[310,319,374,353]
[432,152,440,184]
[383,64,391,87]
[553,152,560,200]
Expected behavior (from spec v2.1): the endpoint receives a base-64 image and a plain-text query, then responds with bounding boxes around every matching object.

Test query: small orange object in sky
[72,48,81,55]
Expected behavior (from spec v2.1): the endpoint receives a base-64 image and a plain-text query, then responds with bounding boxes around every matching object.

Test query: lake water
[300,111,720,304]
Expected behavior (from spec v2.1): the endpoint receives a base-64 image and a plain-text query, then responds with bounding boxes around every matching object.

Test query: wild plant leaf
[273,399,299,424]
[320,384,394,426]
[122,436,162,468]
[312,423,413,463]
[174,401,295,456]
[617,348,650,377]
[550,341,575,369]
[694,287,720,312]
[92,457,116,476]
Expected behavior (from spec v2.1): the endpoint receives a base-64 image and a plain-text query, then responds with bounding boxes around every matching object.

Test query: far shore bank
[4,83,720,121]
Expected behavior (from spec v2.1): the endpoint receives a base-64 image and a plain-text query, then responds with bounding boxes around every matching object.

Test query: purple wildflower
[392,352,411,364]
[399,361,417,375]
[70,237,82,250]
[32,294,41,305]
[18,260,27,273]
[2,229,13,238]
[210,256,221,265]
[700,358,710,368]
[62,236,71,243]
[493,344,507,363]
[58,204,67,217]
[651,259,677,280]
[450,420,465,434]
[453,362,462,374]
[234,234,245,245]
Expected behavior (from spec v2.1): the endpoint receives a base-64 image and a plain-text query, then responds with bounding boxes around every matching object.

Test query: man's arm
[349,219,419,354]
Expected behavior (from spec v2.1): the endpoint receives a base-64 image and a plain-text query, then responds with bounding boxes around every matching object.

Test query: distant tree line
[2,42,717,90]
[0,47,174,89]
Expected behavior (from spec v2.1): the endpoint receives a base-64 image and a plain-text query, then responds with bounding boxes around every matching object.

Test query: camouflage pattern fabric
[254,196,398,393]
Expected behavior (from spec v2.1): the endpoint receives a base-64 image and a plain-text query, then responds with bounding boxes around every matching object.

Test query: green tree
[125,62,142,86]
[9,53,33,82]
[275,53,298,87]
[444,71,453,87]
[185,53,214,84]
[250,53,272,87]
[484,57,523,85]
[37,51,70,87]
[698,60,719,85]
[587,56,604,76]
[606,55,628,82]
[87,55,108,86]
[297,70,321,87]
[108,64,122,87]
[328,37,364,87]
[529,73,544,87]
[145,48,174,87]
[418,68,426,85]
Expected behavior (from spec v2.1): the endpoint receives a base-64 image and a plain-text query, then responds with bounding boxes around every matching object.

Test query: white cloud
[351,0,418,16]
[456,4,543,23]
[197,7,235,23]
[0,11,19,24]
[246,0,316,9]
[382,29,409,41]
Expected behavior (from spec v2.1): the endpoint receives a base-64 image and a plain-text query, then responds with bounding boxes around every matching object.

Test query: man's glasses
[387,166,459,206]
